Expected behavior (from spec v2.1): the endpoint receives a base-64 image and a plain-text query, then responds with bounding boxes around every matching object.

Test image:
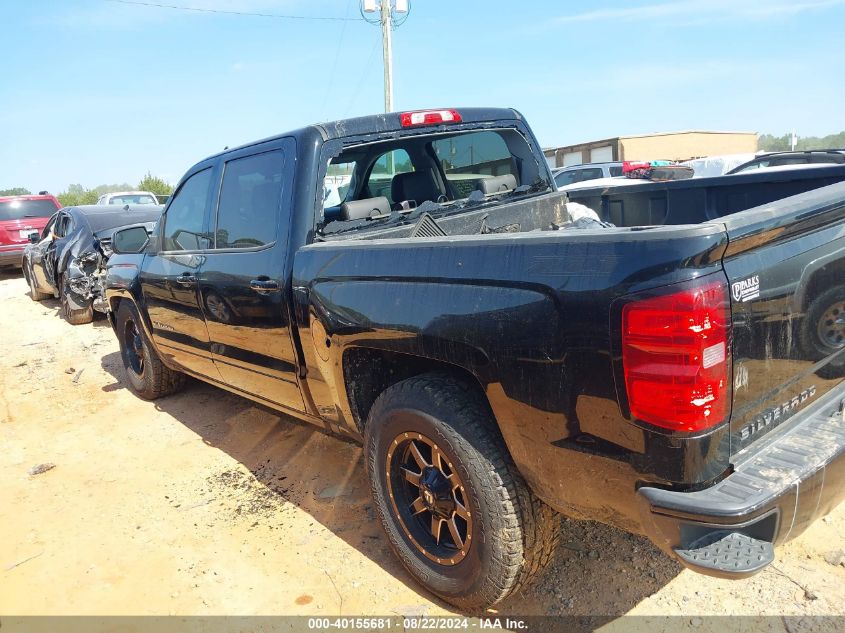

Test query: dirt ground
[2,269,845,629]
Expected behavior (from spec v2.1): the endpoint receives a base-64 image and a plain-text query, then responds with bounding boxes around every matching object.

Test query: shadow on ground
[20,289,110,328]
[99,351,681,622]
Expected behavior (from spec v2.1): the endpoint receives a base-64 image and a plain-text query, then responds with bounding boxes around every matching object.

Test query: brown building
[543,130,758,168]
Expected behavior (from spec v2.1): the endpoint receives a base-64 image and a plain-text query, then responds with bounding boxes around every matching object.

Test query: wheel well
[109,296,123,314]
[804,262,845,310]
[342,347,485,432]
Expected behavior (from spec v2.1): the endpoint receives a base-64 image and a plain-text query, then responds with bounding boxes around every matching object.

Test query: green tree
[92,183,133,196]
[57,184,99,207]
[0,187,31,196]
[138,172,173,196]
[759,131,845,152]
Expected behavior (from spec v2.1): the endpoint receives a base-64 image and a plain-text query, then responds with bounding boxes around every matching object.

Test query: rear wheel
[60,276,94,325]
[364,372,560,610]
[115,301,185,399]
[23,265,51,301]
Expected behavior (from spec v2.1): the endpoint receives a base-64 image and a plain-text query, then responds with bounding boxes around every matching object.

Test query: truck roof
[204,107,523,162]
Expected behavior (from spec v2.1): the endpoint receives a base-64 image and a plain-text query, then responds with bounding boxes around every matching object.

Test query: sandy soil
[2,270,845,627]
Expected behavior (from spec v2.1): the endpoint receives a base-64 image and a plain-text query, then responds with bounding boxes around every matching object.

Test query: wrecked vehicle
[104,107,845,610]
[23,204,161,324]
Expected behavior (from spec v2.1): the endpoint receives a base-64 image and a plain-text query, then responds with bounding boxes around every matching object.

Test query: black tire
[364,371,560,610]
[60,276,94,325]
[115,301,185,400]
[23,264,51,301]
[800,286,845,365]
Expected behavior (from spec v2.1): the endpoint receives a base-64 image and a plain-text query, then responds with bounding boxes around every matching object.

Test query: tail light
[399,109,462,127]
[622,277,731,432]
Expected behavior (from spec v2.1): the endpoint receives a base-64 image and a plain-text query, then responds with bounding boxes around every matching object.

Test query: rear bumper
[0,246,25,267]
[638,382,845,578]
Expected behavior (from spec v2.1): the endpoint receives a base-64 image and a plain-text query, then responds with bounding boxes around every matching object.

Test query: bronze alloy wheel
[385,431,472,565]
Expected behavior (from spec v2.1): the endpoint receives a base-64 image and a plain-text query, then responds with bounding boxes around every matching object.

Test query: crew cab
[105,108,845,609]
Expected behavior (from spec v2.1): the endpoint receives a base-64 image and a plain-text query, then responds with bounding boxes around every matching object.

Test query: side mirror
[28,232,40,244]
[112,226,150,255]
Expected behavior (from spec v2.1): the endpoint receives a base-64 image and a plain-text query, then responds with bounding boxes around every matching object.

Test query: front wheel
[115,301,185,399]
[364,372,560,610]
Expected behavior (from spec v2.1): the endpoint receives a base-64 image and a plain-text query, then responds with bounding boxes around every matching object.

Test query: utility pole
[380,0,393,113]
[363,1,409,114]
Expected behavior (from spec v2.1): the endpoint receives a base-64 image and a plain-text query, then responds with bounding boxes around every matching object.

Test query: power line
[104,0,362,21]
[320,0,354,120]
[343,36,381,118]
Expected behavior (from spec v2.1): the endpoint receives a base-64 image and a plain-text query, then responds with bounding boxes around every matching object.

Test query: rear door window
[214,150,283,249]
[55,212,73,237]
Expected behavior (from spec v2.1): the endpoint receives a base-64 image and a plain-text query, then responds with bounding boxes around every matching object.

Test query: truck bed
[566,163,845,227]
[295,182,845,533]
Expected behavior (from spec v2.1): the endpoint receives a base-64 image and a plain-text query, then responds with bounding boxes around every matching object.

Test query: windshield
[0,199,58,221]
[321,126,550,232]
[108,194,158,205]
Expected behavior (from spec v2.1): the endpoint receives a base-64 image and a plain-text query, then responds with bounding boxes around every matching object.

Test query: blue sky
[2,0,844,193]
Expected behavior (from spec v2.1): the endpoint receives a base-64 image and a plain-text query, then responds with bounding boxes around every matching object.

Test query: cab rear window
[0,199,59,221]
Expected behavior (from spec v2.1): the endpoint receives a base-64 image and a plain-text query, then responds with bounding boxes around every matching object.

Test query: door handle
[176,274,197,286]
[250,278,280,293]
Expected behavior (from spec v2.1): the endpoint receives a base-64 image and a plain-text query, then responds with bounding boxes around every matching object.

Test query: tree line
[4,135,844,202]
[758,131,845,152]
[0,172,174,206]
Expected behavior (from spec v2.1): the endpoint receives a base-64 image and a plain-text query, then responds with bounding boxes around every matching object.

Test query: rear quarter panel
[293,226,729,531]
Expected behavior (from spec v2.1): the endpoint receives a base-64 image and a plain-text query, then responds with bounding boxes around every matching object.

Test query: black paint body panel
[105,110,845,550]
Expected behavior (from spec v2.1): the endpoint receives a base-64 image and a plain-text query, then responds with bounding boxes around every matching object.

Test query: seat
[390,171,443,206]
[476,174,518,195]
[340,196,391,221]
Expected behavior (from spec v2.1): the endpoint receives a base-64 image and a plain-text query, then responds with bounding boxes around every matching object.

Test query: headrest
[391,171,442,205]
[476,174,517,195]
[340,196,391,221]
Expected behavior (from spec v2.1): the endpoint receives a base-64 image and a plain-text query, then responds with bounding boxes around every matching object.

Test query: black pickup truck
[104,107,845,609]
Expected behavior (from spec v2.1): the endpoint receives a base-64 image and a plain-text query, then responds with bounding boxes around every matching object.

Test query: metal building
[543,130,758,168]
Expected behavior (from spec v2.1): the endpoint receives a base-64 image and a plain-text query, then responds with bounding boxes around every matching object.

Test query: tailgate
[722,182,845,459]
[0,219,44,246]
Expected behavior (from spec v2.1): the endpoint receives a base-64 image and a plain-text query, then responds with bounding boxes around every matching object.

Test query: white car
[96,191,159,206]
[552,162,624,188]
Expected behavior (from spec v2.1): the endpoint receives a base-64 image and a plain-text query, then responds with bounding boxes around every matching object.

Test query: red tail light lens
[622,277,731,432]
[399,109,462,127]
